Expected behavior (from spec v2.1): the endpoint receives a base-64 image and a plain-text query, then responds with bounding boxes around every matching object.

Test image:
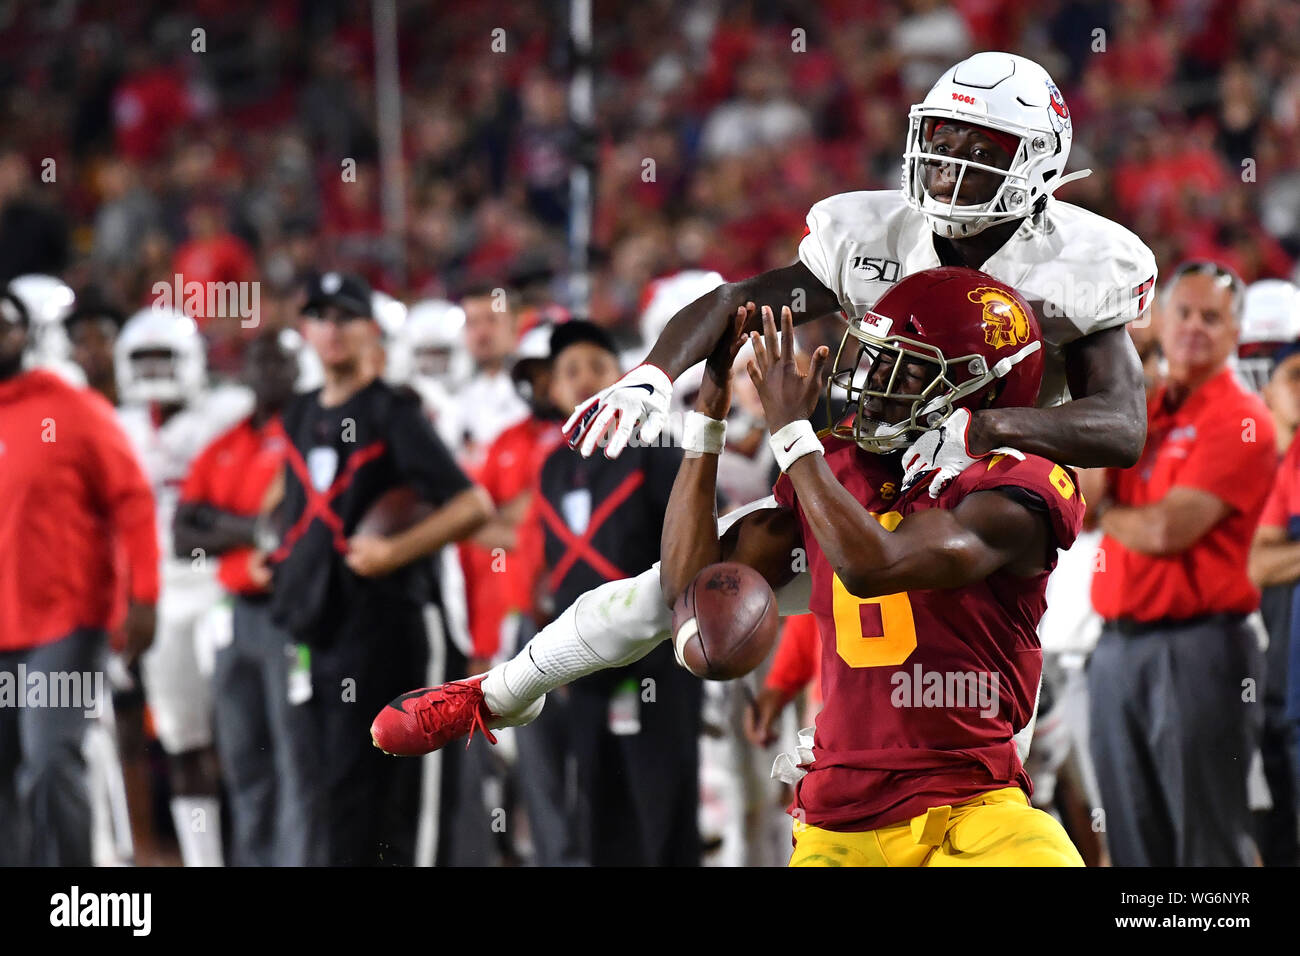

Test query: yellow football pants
[789,787,1084,867]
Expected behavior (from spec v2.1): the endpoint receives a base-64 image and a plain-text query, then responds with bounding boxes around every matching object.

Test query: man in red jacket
[0,285,158,865]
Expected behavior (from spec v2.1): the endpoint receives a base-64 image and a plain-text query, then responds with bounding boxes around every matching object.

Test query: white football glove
[563,363,673,459]
[900,408,1025,498]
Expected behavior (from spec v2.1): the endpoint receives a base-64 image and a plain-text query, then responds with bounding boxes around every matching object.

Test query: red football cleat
[371,676,499,756]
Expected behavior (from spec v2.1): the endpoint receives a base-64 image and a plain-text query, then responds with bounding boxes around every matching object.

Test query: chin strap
[1046,168,1093,195]
[991,340,1043,379]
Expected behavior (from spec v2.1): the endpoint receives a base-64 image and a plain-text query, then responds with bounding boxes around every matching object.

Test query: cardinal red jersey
[773,435,1085,831]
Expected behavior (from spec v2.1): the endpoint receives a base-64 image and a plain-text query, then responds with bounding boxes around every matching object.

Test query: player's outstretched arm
[791,469,1049,597]
[645,261,840,380]
[967,324,1148,468]
[566,261,840,459]
[661,307,802,606]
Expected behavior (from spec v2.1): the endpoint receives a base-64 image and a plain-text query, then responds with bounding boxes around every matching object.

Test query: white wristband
[682,411,727,456]
[770,420,823,472]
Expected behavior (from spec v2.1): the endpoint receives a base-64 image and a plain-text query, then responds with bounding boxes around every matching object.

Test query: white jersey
[1037,528,1103,657]
[117,384,254,606]
[798,190,1158,407]
[409,375,464,454]
[454,369,529,453]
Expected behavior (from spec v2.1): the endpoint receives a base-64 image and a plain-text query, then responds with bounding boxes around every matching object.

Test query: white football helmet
[1236,279,1300,392]
[903,52,1091,238]
[11,274,83,383]
[372,290,411,384]
[393,298,470,385]
[115,307,206,405]
[371,290,408,341]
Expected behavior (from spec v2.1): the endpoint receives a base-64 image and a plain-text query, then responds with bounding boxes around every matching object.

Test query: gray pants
[213,597,324,866]
[0,628,105,866]
[1089,615,1262,866]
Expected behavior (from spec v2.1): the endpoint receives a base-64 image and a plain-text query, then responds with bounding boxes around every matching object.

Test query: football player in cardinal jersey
[371,51,1152,759]
[668,270,1082,864]
[115,306,252,866]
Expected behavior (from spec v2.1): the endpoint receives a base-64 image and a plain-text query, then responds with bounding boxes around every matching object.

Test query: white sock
[171,796,224,867]
[483,565,672,716]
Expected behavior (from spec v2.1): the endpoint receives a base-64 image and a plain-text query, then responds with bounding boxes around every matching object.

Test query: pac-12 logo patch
[968,287,1031,349]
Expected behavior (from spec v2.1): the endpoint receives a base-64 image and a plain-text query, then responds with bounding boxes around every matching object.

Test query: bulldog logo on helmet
[968,287,1031,349]
[1046,82,1070,134]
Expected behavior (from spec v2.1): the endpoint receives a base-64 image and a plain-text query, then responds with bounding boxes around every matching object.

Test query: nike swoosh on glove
[899,408,1026,498]
[562,363,674,459]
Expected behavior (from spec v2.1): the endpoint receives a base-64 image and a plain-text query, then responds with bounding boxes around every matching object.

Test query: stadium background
[2,0,1298,866]
[4,0,1297,336]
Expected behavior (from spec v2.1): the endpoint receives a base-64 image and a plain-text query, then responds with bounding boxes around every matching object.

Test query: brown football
[354,485,434,538]
[671,562,779,680]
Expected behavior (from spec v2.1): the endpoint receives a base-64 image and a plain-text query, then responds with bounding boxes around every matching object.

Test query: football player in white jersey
[371,51,1160,755]
[115,307,252,866]
[387,297,470,452]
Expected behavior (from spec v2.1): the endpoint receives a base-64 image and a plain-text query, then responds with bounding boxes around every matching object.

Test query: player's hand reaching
[122,601,156,665]
[563,362,674,459]
[746,305,830,432]
[696,304,754,421]
[247,550,273,590]
[345,534,402,578]
[744,686,794,748]
[900,408,1026,498]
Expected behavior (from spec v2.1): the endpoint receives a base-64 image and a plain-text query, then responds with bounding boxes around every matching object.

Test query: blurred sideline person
[173,328,322,866]
[1245,280,1300,865]
[65,292,127,405]
[470,321,571,864]
[63,288,161,863]
[532,321,700,866]
[371,290,487,867]
[0,285,158,865]
[455,284,529,468]
[115,306,253,866]
[392,298,469,451]
[60,289,141,863]
[269,272,492,865]
[1088,261,1274,866]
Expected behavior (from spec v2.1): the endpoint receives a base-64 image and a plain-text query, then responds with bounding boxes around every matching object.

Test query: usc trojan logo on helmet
[968,286,1031,349]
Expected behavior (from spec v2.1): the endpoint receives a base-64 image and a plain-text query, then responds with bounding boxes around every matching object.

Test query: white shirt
[453,369,529,462]
[798,190,1159,407]
[118,384,253,606]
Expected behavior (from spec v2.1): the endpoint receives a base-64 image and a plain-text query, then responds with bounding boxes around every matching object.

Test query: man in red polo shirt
[0,285,158,866]
[173,327,322,866]
[1088,261,1275,867]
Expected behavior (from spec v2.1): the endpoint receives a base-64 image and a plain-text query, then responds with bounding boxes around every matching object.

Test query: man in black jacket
[271,272,491,865]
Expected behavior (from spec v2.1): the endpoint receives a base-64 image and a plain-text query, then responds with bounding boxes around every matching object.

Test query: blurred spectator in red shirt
[113,44,203,162]
[0,289,158,865]
[1088,261,1275,867]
